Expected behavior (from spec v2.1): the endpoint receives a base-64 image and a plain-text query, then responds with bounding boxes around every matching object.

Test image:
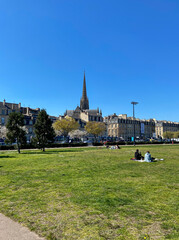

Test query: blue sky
[0,0,179,121]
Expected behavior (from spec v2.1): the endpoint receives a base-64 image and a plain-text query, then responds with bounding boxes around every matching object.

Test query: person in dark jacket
[135,149,141,160]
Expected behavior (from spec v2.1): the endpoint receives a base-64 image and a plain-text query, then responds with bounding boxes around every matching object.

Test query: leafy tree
[163,131,174,139]
[53,116,79,138]
[85,122,106,141]
[173,131,179,138]
[34,109,55,151]
[6,112,27,153]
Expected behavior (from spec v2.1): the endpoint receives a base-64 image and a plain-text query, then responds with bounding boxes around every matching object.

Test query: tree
[173,131,179,138]
[6,112,27,153]
[53,117,79,138]
[163,131,174,139]
[34,109,55,151]
[85,122,106,141]
[0,126,7,139]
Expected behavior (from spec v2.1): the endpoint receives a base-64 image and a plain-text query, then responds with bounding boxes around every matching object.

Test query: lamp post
[131,102,138,146]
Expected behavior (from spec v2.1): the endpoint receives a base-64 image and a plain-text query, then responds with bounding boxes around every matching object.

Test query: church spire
[82,71,87,98]
[80,71,89,110]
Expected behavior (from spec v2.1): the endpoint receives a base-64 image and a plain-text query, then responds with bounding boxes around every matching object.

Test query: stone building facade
[0,100,22,126]
[0,99,59,142]
[0,100,41,141]
[155,121,179,138]
[104,114,155,141]
[0,99,40,142]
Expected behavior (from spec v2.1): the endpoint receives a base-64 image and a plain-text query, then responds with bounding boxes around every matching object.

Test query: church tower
[80,72,89,110]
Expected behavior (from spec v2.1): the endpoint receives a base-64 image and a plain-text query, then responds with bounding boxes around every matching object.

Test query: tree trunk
[17,142,20,153]
[43,147,45,152]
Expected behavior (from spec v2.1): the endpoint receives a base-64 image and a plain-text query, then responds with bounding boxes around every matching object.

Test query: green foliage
[6,112,26,153]
[85,122,106,139]
[173,131,179,138]
[0,145,178,239]
[92,142,103,146]
[34,109,55,151]
[163,131,174,139]
[53,116,79,137]
[0,145,15,150]
[106,141,126,145]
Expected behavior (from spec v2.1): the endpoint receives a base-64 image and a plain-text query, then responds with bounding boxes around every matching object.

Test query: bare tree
[69,129,87,139]
[0,126,7,139]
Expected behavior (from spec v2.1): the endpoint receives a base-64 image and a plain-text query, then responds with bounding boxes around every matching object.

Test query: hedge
[0,142,88,151]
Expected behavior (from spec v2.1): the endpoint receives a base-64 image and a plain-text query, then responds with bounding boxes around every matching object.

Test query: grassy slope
[0,145,178,240]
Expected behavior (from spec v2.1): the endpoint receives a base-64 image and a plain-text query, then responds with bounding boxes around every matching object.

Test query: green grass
[0,145,179,239]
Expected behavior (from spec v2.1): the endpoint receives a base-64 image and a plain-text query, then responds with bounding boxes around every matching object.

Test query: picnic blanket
[130,158,164,162]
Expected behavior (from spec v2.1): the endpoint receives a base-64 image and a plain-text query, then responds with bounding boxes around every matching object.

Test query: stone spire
[80,72,89,110]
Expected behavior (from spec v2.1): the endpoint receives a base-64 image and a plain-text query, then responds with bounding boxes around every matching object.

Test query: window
[1,117,5,125]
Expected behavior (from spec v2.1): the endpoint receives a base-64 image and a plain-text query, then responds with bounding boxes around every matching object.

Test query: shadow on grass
[22,149,86,154]
[0,156,15,158]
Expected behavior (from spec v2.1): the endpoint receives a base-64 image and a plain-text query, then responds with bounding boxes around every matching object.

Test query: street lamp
[131,101,138,146]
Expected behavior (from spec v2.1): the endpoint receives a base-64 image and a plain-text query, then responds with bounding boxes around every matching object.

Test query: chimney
[27,107,29,115]
[3,99,5,106]
[18,103,21,109]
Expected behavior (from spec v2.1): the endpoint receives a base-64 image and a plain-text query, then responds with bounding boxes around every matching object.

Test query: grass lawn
[0,145,179,240]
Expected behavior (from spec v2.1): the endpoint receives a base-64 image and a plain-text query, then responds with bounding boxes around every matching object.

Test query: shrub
[93,143,103,146]
[0,145,15,150]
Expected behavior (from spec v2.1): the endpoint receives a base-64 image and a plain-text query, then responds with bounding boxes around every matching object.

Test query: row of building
[104,114,179,141]
[0,99,58,142]
[0,73,179,141]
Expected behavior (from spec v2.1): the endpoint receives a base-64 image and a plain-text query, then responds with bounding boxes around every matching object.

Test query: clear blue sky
[0,0,179,121]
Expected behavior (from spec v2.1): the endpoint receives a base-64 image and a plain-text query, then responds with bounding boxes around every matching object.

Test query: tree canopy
[6,112,27,153]
[85,122,106,140]
[163,131,174,139]
[174,131,179,138]
[53,117,79,137]
[34,109,55,151]
[163,131,179,139]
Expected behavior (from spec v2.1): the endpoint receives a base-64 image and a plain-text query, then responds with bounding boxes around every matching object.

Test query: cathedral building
[64,72,103,128]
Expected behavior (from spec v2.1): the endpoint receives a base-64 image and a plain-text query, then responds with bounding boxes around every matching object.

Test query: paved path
[0,213,45,240]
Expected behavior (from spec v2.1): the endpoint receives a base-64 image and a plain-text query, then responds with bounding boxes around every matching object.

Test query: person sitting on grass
[144,151,155,162]
[135,149,141,160]
[134,149,140,160]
